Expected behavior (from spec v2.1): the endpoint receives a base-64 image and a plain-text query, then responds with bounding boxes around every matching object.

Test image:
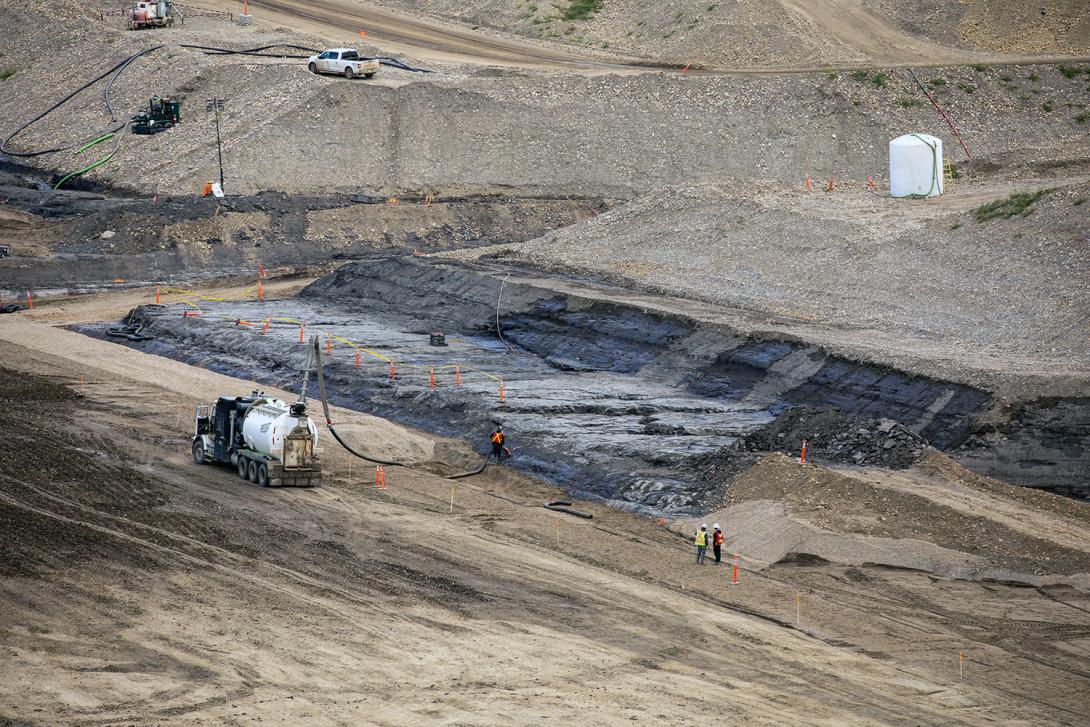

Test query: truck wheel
[192,440,207,464]
[247,460,259,483]
[257,463,270,487]
[309,62,317,74]
[344,67,354,79]
[238,457,249,479]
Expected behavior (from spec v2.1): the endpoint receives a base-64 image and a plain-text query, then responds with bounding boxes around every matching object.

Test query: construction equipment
[131,97,180,135]
[192,388,322,487]
[128,1,178,30]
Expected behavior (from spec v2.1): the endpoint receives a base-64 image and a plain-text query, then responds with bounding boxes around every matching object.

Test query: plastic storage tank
[889,133,943,198]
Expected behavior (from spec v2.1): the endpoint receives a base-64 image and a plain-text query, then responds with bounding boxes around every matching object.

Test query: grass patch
[1073,198,1086,206]
[0,66,16,81]
[1042,102,1053,112]
[707,3,717,10]
[561,0,601,21]
[970,63,986,72]
[1075,113,1088,124]
[899,97,922,108]
[1027,73,1039,82]
[950,223,961,230]
[826,71,838,80]
[957,82,976,94]
[850,69,869,82]
[1057,64,1086,79]
[872,72,888,88]
[973,189,1054,222]
[930,77,946,86]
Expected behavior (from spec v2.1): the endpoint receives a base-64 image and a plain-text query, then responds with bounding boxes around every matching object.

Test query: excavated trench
[82,257,1089,512]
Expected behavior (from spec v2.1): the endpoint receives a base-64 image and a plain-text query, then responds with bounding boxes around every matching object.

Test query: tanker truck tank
[241,399,319,461]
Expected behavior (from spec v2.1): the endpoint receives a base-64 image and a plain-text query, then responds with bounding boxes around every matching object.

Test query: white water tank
[241,399,318,460]
[889,133,943,198]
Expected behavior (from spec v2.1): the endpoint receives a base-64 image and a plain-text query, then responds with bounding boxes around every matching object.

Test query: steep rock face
[954,398,1090,491]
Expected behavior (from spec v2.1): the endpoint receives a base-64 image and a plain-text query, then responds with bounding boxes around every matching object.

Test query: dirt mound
[718,452,1090,578]
[687,406,928,499]
[738,407,928,468]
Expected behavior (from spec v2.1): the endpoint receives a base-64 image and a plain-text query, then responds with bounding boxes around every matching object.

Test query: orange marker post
[258,263,266,278]
[499,381,505,403]
[799,438,807,464]
[358,29,366,38]
[25,290,32,309]
[389,363,396,382]
[326,335,332,355]
[355,350,360,369]
[257,280,263,302]
[681,63,690,73]
[155,286,161,304]
[804,176,812,191]
[827,177,834,192]
[455,366,461,386]
[429,368,436,389]
[261,318,270,336]
[867,175,878,191]
[732,554,739,585]
[299,323,305,343]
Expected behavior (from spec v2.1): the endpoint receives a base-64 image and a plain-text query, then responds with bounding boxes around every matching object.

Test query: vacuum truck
[192,392,321,487]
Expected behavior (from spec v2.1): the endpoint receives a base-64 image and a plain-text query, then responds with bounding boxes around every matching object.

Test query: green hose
[54,133,116,190]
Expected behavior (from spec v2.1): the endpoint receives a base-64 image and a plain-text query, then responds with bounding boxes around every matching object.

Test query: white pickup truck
[307,48,380,79]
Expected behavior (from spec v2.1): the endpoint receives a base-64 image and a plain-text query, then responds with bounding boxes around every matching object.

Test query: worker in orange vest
[712,523,724,564]
[490,427,505,461]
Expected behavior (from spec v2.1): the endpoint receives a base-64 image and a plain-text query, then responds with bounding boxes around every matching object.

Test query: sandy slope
[1,303,1089,723]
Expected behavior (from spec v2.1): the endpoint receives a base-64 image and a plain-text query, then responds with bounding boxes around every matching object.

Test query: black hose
[104,46,163,121]
[179,43,319,59]
[308,335,489,477]
[1,46,163,158]
[544,504,593,519]
[448,456,491,479]
[179,43,433,71]
[326,422,405,466]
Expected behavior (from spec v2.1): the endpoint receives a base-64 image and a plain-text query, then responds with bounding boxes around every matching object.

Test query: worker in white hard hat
[693,523,709,565]
[712,523,724,564]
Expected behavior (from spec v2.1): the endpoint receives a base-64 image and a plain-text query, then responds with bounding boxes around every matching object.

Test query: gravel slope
[492,179,1090,365]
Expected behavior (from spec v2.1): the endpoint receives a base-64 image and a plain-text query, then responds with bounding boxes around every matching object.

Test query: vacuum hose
[307,335,492,478]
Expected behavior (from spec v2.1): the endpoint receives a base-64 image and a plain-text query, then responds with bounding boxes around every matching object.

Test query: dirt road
[198,0,1090,71]
[1,304,1089,723]
[193,0,663,71]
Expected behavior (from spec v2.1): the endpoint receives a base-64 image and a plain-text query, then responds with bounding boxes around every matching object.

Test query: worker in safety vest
[693,523,709,565]
[490,427,505,461]
[712,523,724,564]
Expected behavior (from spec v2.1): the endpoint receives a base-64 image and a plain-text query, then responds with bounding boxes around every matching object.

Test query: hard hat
[700,523,707,530]
[713,523,720,529]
